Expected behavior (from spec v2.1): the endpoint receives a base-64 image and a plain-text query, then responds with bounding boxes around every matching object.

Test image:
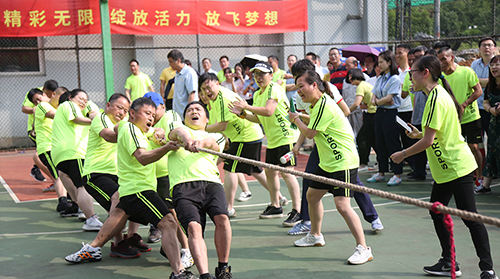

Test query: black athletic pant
[357,112,376,166]
[430,172,493,271]
[374,108,403,175]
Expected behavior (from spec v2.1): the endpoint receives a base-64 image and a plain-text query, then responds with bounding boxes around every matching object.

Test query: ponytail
[322,80,334,99]
[439,75,463,121]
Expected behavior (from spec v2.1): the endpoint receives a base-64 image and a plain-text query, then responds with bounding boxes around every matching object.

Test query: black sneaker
[56,201,71,212]
[282,209,301,227]
[215,266,232,279]
[147,224,161,243]
[30,165,46,182]
[169,270,197,279]
[110,240,141,259]
[480,270,499,279]
[423,258,462,277]
[125,233,151,252]
[259,205,283,219]
[59,202,79,217]
[475,185,492,195]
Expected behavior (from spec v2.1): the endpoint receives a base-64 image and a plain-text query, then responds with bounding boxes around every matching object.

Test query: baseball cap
[250,61,273,73]
[143,91,164,106]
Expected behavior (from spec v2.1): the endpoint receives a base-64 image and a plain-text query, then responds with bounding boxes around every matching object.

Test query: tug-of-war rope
[194,146,500,279]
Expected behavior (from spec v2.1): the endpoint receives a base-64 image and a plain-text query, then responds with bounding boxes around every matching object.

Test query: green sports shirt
[148,110,183,178]
[125,72,153,102]
[422,85,477,183]
[308,94,359,172]
[209,87,263,142]
[442,66,480,124]
[51,101,89,165]
[167,125,225,190]
[22,87,42,132]
[272,68,287,91]
[252,82,298,148]
[117,121,157,197]
[34,101,56,154]
[82,112,118,176]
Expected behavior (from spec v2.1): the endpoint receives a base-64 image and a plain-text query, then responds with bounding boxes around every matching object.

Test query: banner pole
[100,0,114,101]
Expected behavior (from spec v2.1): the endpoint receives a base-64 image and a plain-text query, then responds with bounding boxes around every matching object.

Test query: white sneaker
[280,196,289,206]
[65,243,102,263]
[180,248,194,269]
[77,212,86,221]
[371,218,384,231]
[228,208,236,218]
[294,232,325,247]
[347,244,373,265]
[82,215,103,231]
[237,191,252,202]
[358,166,369,173]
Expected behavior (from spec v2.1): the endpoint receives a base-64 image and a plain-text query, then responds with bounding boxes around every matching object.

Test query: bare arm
[99,128,118,143]
[286,83,297,92]
[245,99,278,117]
[45,110,56,119]
[125,89,131,101]
[188,91,196,103]
[206,121,228,133]
[479,78,488,88]
[22,105,34,114]
[73,116,91,125]
[292,133,306,157]
[349,96,364,113]
[372,94,395,106]
[289,112,317,139]
[148,85,154,92]
[160,80,166,96]
[461,83,482,109]
[133,142,179,166]
[390,126,436,164]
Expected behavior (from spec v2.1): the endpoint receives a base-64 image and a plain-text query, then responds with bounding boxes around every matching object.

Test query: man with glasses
[471,37,497,190]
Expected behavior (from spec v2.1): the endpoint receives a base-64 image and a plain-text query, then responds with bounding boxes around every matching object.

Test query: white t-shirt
[398,67,413,112]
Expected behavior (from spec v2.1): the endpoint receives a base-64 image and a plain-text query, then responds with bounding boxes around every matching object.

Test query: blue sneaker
[387,175,402,186]
[288,221,311,235]
[367,173,385,183]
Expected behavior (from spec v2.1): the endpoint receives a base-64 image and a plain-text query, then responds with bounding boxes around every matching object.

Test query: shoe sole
[474,192,492,195]
[65,257,101,263]
[294,242,325,247]
[259,214,283,219]
[423,269,462,277]
[237,197,252,202]
[288,231,310,235]
[348,256,373,265]
[282,220,301,227]
[60,213,79,217]
[147,238,161,243]
[30,173,46,182]
[82,226,102,231]
[372,227,384,232]
[109,252,141,259]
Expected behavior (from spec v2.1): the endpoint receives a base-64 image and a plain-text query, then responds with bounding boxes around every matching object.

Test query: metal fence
[0,0,499,149]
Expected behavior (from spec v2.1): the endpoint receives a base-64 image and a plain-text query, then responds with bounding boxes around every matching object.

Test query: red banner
[1,0,101,37]
[0,0,308,37]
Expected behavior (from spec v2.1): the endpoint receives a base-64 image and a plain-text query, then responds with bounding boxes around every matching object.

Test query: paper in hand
[396,116,412,132]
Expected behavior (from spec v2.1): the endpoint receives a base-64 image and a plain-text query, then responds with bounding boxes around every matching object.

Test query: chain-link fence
[1,0,499,149]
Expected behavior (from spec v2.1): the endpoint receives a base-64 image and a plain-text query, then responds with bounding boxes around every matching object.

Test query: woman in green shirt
[289,70,373,265]
[390,56,497,279]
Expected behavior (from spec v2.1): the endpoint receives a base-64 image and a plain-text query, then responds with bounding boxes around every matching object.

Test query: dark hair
[295,70,333,99]
[408,48,417,56]
[346,68,365,84]
[198,72,218,91]
[291,59,315,77]
[425,49,438,56]
[130,97,157,113]
[365,54,376,62]
[415,45,428,52]
[69,88,87,99]
[486,56,500,92]
[478,37,496,48]
[28,88,43,103]
[305,52,317,60]
[59,92,70,104]
[129,59,139,66]
[43,80,58,92]
[185,59,192,66]
[167,50,185,63]
[202,58,211,63]
[57,86,69,93]
[433,41,451,50]
[223,67,232,75]
[396,44,411,52]
[413,56,463,121]
[268,55,279,62]
[287,54,297,61]
[378,50,399,76]
[183,101,209,120]
[328,47,340,54]
[437,47,453,56]
[219,55,229,62]
[108,93,130,104]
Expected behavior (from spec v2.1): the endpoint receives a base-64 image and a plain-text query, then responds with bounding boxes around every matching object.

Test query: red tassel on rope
[432,201,456,279]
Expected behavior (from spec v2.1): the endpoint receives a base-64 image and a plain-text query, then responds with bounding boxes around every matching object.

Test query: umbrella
[341,44,380,64]
[239,54,268,69]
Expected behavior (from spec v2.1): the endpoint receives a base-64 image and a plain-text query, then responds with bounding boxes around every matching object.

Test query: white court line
[0,174,20,203]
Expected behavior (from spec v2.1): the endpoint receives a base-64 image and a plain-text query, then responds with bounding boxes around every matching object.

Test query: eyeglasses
[409,69,420,78]
[253,71,269,78]
[481,43,495,48]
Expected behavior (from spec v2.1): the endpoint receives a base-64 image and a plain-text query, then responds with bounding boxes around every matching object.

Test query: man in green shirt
[268,55,286,91]
[65,97,195,279]
[199,72,281,219]
[217,55,233,83]
[125,59,154,102]
[437,47,484,185]
[167,101,233,279]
